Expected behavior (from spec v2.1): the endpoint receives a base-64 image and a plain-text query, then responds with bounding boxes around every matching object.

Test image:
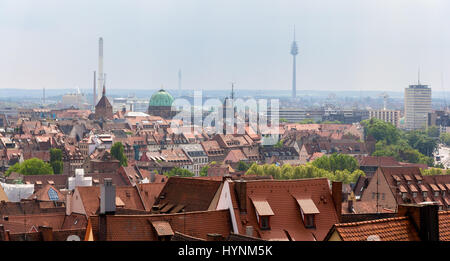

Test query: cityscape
[1,0,450,248]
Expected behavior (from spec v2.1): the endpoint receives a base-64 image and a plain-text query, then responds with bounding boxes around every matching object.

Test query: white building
[113,96,149,113]
[404,84,432,130]
[68,169,92,190]
[180,144,208,176]
[60,88,88,109]
[369,110,401,127]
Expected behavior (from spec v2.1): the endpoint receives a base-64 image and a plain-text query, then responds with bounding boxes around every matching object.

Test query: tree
[441,133,450,146]
[361,118,400,145]
[298,119,315,124]
[311,153,358,173]
[110,142,128,167]
[404,130,437,157]
[6,158,54,176]
[50,148,63,174]
[421,168,447,176]
[200,165,209,177]
[273,139,284,148]
[280,118,288,123]
[165,167,195,177]
[237,161,251,172]
[427,126,440,138]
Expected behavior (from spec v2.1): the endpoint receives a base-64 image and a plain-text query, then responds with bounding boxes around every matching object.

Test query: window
[413,192,417,198]
[304,214,315,228]
[381,193,385,200]
[260,216,270,230]
[372,192,376,199]
[434,192,439,197]
[48,188,59,201]
[423,192,428,197]
[443,191,446,197]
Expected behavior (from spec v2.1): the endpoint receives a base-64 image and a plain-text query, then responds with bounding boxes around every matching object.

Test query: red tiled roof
[76,186,145,217]
[155,177,222,212]
[229,178,340,241]
[137,183,166,211]
[439,211,450,241]
[358,156,401,167]
[330,216,420,241]
[89,209,232,241]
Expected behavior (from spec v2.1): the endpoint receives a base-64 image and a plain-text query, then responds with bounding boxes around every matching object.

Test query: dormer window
[423,191,428,197]
[295,198,320,229]
[251,199,274,230]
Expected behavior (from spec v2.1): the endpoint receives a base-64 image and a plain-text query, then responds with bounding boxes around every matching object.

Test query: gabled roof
[28,184,65,202]
[154,177,223,213]
[88,209,232,241]
[326,216,420,241]
[358,156,401,167]
[75,186,146,217]
[228,178,340,241]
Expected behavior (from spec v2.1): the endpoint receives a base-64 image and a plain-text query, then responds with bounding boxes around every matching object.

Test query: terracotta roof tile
[333,216,420,241]
[155,177,222,212]
[89,210,232,241]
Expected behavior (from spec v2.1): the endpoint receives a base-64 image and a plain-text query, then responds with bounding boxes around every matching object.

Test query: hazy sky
[1,0,449,93]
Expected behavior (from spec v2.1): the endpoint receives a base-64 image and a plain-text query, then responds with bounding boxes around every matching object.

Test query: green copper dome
[149,89,174,107]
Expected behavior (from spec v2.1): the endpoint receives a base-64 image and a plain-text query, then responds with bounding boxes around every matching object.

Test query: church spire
[102,73,106,96]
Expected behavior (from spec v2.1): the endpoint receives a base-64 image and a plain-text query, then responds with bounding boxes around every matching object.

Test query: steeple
[102,73,107,97]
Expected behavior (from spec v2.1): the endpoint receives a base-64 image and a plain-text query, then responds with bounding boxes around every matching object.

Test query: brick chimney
[38,226,54,241]
[398,203,439,241]
[332,181,342,222]
[100,178,116,214]
[234,180,247,213]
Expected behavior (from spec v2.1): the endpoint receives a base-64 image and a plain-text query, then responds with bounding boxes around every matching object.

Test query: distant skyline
[0,0,449,92]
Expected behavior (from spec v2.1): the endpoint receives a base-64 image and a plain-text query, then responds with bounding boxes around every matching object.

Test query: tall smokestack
[290,26,298,99]
[93,71,96,107]
[97,37,104,104]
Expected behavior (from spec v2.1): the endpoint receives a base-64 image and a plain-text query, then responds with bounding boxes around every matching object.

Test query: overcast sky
[1,0,449,93]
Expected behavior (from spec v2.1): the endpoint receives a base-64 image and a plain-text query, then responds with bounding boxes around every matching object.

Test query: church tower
[94,76,113,120]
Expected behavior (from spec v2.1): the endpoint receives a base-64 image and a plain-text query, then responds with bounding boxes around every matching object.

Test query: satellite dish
[67,235,81,241]
[367,235,381,241]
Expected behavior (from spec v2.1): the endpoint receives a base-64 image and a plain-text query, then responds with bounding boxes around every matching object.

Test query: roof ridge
[335,216,408,227]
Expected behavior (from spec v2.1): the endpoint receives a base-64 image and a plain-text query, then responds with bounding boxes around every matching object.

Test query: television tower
[290,26,298,98]
[97,37,104,104]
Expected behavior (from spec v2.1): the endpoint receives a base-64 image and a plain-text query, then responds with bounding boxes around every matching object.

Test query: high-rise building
[404,82,432,130]
[290,27,298,98]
